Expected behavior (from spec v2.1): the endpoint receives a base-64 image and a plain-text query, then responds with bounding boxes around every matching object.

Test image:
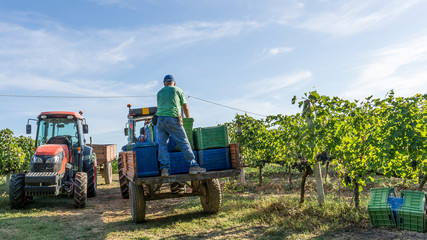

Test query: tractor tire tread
[118,156,129,199]
[74,172,87,208]
[87,163,97,198]
[9,173,26,209]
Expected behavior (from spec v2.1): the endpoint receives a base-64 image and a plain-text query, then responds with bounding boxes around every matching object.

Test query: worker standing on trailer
[155,74,206,177]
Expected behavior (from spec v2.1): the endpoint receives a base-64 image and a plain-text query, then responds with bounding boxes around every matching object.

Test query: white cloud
[267,47,293,56]
[0,19,260,79]
[244,71,312,98]
[344,32,427,98]
[298,0,421,36]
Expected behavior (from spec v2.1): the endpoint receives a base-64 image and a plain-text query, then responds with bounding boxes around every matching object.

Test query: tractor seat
[47,136,72,148]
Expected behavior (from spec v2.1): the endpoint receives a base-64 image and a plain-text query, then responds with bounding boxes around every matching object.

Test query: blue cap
[163,74,175,82]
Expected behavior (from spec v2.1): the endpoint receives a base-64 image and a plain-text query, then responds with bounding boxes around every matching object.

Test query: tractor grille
[31,162,61,173]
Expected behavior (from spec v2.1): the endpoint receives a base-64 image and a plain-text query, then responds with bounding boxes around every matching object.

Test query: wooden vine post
[305,100,325,206]
[237,122,245,184]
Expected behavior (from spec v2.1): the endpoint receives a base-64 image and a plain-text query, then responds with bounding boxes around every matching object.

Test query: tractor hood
[36,144,69,157]
[31,144,70,174]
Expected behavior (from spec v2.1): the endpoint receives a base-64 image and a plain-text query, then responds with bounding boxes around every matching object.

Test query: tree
[0,128,34,175]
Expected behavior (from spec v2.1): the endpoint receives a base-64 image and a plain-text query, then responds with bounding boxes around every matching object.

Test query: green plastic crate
[397,190,426,232]
[368,205,397,227]
[368,188,397,227]
[369,188,396,206]
[147,123,155,143]
[193,125,229,150]
[180,118,194,150]
[167,118,195,151]
[399,190,425,211]
[397,209,425,232]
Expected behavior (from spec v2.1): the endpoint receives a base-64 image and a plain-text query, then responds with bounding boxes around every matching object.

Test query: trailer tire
[87,163,97,198]
[9,173,26,209]
[104,162,113,185]
[200,179,222,214]
[118,156,129,199]
[129,181,146,223]
[74,172,87,208]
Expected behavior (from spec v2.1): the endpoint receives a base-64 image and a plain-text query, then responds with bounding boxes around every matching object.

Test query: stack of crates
[168,118,195,151]
[194,125,231,171]
[368,187,398,227]
[168,118,197,174]
[397,190,426,232]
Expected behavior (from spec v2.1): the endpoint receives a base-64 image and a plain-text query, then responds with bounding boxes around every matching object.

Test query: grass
[0,165,425,240]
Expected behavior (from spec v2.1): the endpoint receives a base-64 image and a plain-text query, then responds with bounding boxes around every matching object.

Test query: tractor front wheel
[200,179,222,214]
[129,181,146,223]
[9,173,26,209]
[74,172,87,208]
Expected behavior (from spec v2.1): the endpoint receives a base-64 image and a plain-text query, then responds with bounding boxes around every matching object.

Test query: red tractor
[9,111,97,209]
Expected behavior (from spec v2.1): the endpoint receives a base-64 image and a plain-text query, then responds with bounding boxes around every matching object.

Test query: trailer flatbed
[130,169,240,185]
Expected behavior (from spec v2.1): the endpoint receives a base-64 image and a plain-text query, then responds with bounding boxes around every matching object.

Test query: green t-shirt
[156,86,187,117]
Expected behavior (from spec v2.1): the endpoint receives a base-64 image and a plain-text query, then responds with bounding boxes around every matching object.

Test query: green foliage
[0,129,34,175]
[226,91,427,192]
[226,114,282,168]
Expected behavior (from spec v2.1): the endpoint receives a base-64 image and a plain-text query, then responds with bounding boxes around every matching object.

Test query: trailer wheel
[200,179,222,214]
[104,162,113,185]
[118,156,129,199]
[9,173,26,209]
[129,181,146,223]
[74,172,87,208]
[87,163,97,197]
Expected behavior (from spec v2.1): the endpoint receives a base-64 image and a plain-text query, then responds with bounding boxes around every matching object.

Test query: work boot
[189,166,206,175]
[161,168,169,178]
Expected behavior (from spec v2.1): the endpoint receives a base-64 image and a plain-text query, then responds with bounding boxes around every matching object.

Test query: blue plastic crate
[167,137,179,152]
[170,150,198,175]
[167,136,195,152]
[388,196,404,221]
[388,197,404,212]
[133,142,159,177]
[198,148,231,171]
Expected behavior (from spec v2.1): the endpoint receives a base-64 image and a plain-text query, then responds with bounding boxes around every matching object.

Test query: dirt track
[26,175,426,240]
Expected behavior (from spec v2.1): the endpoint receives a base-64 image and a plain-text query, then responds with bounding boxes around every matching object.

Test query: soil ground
[1,173,426,239]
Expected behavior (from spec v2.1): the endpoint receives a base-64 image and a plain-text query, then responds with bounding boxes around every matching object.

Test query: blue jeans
[156,116,198,170]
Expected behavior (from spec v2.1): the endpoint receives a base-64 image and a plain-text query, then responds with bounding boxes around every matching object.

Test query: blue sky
[1,0,427,147]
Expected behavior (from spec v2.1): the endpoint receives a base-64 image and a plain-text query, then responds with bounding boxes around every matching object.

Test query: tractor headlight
[46,154,62,163]
[31,156,43,163]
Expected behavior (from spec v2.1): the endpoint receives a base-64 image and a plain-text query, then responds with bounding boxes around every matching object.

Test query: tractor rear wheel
[118,156,129,199]
[9,173,26,209]
[104,162,113,185]
[200,179,222,214]
[74,172,87,208]
[87,163,97,198]
[129,181,146,223]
